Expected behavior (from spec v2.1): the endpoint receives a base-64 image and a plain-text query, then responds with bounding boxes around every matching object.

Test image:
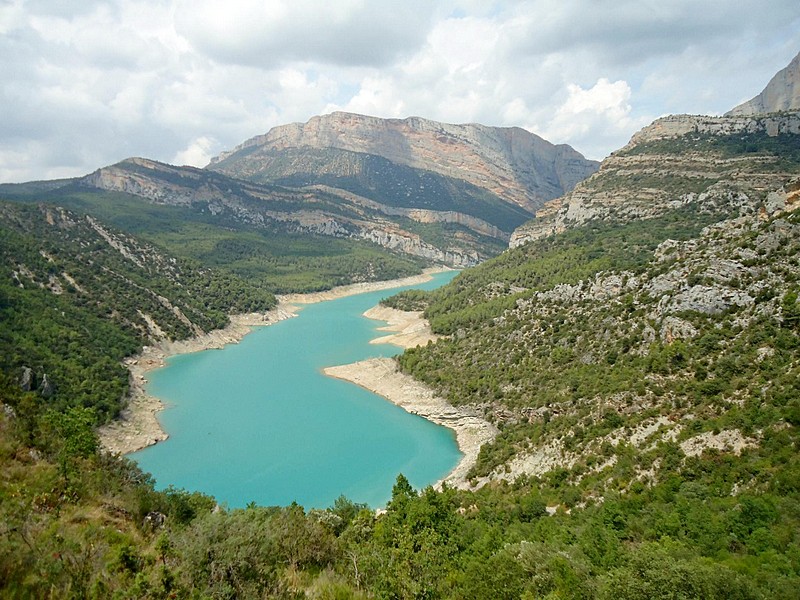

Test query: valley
[1,50,800,598]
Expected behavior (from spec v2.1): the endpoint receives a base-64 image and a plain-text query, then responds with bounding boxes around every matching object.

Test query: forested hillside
[0,201,276,421]
[0,181,428,293]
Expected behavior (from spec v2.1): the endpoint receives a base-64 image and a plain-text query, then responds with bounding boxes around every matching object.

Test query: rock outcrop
[727,51,800,116]
[20,366,33,392]
[208,112,599,214]
[510,111,800,247]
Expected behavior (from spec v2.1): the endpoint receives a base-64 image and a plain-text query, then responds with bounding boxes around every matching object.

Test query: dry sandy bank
[324,358,497,489]
[97,305,299,455]
[325,300,497,488]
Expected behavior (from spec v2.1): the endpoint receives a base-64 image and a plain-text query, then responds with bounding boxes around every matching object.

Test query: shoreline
[97,268,448,455]
[324,305,498,489]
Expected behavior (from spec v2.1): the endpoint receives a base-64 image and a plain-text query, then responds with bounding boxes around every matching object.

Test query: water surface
[131,271,460,509]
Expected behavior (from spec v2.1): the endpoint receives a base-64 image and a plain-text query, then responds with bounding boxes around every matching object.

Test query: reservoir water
[130,270,460,509]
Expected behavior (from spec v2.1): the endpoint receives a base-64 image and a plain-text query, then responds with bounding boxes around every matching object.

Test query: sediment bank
[325,299,498,488]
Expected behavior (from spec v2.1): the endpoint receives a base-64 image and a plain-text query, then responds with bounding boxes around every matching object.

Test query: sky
[1,0,799,183]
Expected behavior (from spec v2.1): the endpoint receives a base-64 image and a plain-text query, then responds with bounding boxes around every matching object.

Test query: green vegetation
[0,201,275,421]
[386,204,724,335]
[3,194,798,597]
[1,373,797,597]
[213,147,535,232]
[393,217,508,259]
[16,190,425,294]
[618,130,800,172]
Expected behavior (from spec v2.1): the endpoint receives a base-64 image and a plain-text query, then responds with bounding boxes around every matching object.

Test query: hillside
[208,111,599,214]
[0,169,429,293]
[392,108,800,473]
[510,111,800,246]
[0,201,275,421]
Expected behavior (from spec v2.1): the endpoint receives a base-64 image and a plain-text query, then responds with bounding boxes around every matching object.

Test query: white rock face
[509,112,800,249]
[727,51,800,116]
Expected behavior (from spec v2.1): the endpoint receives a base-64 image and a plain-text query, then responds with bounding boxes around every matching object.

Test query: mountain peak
[208,112,598,214]
[726,51,800,116]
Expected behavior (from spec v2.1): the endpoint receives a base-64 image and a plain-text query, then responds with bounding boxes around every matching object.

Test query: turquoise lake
[130,270,460,509]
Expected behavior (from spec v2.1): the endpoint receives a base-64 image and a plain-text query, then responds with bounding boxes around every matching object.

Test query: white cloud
[173,135,217,167]
[174,0,436,68]
[0,0,799,182]
[538,79,650,159]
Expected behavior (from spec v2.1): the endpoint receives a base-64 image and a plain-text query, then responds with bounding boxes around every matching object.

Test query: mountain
[2,114,598,270]
[510,111,800,246]
[72,156,493,267]
[3,71,800,597]
[727,51,800,116]
[0,165,427,293]
[208,112,599,215]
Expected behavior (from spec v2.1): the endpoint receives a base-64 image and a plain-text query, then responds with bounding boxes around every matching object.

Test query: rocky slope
[393,58,800,491]
[0,201,275,419]
[208,112,598,215]
[484,203,798,484]
[73,157,485,266]
[727,50,800,116]
[510,111,800,247]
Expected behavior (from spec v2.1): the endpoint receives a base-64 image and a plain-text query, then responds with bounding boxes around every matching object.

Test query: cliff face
[76,158,486,267]
[727,51,800,116]
[62,113,602,267]
[510,111,800,247]
[208,112,599,214]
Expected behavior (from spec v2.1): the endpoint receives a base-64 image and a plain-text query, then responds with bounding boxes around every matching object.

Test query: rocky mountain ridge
[76,157,484,267]
[727,50,800,116]
[510,111,800,247]
[208,111,599,214]
[7,113,599,269]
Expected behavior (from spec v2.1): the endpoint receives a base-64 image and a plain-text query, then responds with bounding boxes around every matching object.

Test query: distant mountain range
[1,114,598,269]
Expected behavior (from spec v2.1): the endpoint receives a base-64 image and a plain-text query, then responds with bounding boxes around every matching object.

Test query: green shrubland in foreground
[1,372,797,598]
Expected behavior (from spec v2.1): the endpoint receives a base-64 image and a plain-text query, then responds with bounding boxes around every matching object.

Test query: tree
[42,406,98,484]
[782,289,800,330]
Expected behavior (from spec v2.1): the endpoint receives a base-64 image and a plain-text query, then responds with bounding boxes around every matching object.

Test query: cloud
[173,136,217,167]
[174,0,437,68]
[538,79,651,159]
[1,0,799,182]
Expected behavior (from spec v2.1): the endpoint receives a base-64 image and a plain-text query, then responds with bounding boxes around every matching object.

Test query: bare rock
[38,374,55,399]
[660,317,698,343]
[727,51,800,116]
[20,366,34,392]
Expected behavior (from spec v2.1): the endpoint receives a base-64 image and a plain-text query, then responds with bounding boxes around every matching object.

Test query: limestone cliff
[77,158,485,267]
[727,51,800,116]
[510,111,800,247]
[208,112,599,214]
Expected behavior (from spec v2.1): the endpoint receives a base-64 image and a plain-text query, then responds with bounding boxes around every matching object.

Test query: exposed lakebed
[130,271,460,509]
